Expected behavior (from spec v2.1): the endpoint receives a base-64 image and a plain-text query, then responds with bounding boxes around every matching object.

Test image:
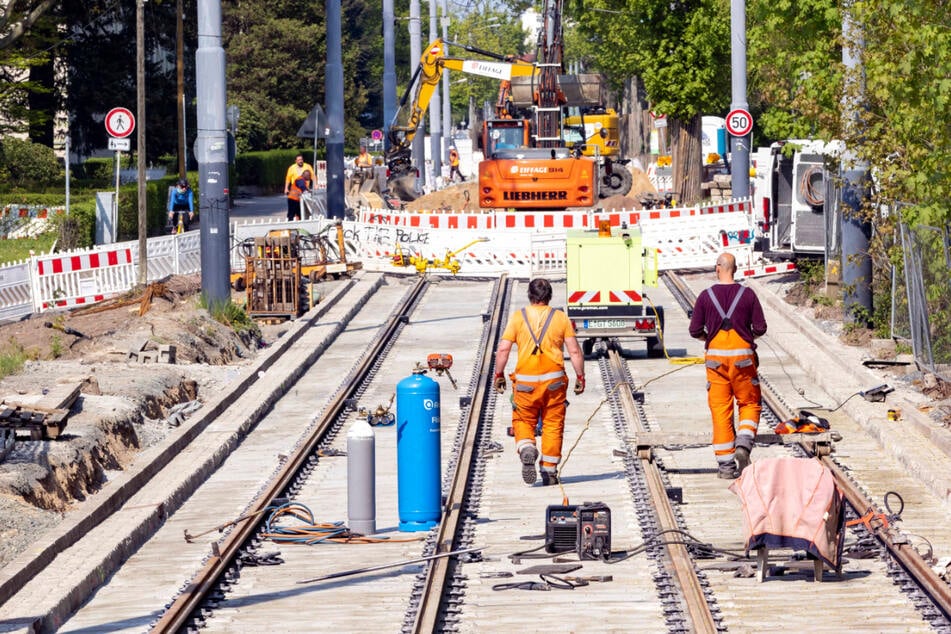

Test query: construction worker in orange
[493,279,585,486]
[689,252,767,480]
[448,146,464,182]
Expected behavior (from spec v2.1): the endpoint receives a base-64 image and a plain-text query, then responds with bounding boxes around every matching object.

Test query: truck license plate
[585,319,626,329]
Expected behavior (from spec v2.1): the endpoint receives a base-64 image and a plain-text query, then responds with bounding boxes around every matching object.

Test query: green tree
[0,2,59,139]
[0,0,57,49]
[446,6,530,130]
[747,0,842,145]
[62,0,194,162]
[223,0,389,152]
[567,0,731,204]
[848,0,951,224]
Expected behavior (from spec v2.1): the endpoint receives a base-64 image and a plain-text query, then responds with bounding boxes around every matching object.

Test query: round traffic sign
[105,107,135,138]
[371,129,383,141]
[725,108,753,136]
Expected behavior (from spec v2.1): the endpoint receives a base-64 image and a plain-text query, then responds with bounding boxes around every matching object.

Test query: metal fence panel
[899,222,951,380]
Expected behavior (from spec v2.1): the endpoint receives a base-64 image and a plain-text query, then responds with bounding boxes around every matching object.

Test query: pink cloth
[729,456,844,567]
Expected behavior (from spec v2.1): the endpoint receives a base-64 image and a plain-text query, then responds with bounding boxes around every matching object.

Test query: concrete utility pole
[729,0,750,198]
[194,0,231,304]
[325,0,345,219]
[136,0,147,285]
[409,0,424,188]
[440,0,450,158]
[177,0,186,178]
[840,2,872,323]
[383,0,396,152]
[427,0,442,181]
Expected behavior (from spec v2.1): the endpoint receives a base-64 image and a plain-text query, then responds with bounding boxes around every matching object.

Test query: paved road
[229,194,287,221]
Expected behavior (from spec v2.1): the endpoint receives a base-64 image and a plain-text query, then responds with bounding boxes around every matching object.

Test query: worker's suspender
[706,286,745,332]
[521,308,556,355]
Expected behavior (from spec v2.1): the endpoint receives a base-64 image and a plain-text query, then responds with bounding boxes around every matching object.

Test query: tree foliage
[0,137,62,190]
[566,0,731,120]
[0,0,57,50]
[746,0,843,144]
[224,0,398,152]
[848,0,951,224]
[565,0,730,203]
[62,0,192,161]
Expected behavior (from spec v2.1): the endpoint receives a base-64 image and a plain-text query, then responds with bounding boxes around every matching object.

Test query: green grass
[0,232,58,265]
[0,340,29,379]
[199,295,261,339]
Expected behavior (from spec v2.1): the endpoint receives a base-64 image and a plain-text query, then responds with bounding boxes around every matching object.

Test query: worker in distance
[493,278,585,486]
[689,252,767,479]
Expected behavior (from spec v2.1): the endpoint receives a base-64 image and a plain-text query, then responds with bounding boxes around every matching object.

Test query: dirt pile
[404,182,483,212]
[0,274,263,566]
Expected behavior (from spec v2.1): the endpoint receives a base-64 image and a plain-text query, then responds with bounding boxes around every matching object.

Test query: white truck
[751,139,844,258]
[565,224,664,357]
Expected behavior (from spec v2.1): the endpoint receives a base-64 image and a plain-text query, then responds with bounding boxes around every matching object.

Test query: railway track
[0,271,949,633]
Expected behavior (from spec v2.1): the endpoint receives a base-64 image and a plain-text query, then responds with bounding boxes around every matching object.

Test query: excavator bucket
[388,174,419,202]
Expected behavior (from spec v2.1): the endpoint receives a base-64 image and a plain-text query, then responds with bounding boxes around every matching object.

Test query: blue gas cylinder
[396,368,441,531]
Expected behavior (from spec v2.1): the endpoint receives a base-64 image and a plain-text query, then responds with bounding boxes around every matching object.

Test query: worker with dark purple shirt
[688,252,768,479]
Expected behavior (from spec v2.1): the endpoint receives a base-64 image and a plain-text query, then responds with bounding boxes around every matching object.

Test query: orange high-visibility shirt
[501,305,575,375]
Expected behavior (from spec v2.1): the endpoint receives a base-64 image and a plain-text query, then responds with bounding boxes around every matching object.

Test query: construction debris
[0,381,83,440]
[127,340,177,364]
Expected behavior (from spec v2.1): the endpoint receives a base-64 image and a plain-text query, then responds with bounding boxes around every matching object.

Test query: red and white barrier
[356,198,752,233]
[31,247,136,311]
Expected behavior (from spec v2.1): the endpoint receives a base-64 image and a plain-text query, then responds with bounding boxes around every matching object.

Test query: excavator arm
[385,38,535,197]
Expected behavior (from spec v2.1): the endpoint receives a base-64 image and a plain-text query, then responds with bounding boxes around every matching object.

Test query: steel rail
[606,349,719,634]
[671,270,951,621]
[761,385,951,620]
[152,276,429,633]
[411,275,509,633]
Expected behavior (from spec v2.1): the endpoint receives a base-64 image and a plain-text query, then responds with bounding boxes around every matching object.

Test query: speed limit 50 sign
[725,108,753,136]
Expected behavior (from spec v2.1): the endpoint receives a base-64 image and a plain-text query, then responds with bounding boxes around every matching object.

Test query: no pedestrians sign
[105,107,135,139]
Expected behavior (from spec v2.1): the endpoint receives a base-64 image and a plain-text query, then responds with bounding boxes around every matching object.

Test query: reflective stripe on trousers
[512,375,568,469]
[705,328,760,462]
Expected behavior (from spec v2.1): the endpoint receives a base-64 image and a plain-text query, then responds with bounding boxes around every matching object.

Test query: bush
[0,139,62,191]
[235,149,317,193]
[72,158,113,187]
[115,173,200,240]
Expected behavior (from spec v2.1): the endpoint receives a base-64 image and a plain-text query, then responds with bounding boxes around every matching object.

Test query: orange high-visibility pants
[705,328,761,465]
[511,371,568,473]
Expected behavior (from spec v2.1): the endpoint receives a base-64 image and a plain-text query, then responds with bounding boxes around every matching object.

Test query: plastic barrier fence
[0,195,780,322]
[31,246,137,311]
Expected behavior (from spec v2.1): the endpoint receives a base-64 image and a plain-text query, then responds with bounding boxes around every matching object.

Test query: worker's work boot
[717,461,739,480]
[519,444,539,485]
[540,470,559,486]
[735,447,751,475]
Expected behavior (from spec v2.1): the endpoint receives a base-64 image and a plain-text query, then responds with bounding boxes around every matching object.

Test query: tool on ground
[297,545,485,584]
[860,384,894,402]
[358,393,395,427]
[392,238,489,275]
[183,496,290,542]
[545,502,612,560]
[43,321,86,338]
[427,353,457,389]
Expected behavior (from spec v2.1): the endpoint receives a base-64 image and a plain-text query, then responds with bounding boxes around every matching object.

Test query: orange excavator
[385,39,536,202]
